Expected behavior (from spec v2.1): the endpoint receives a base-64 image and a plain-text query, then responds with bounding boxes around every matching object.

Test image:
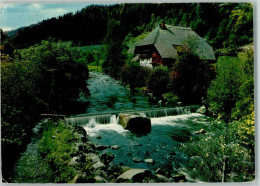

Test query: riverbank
[12,116,203,183]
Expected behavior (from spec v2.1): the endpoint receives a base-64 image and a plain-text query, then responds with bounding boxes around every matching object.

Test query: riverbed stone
[116,169,152,182]
[74,126,87,137]
[172,173,186,182]
[197,105,206,114]
[111,145,120,150]
[144,158,154,164]
[96,145,109,150]
[95,135,102,139]
[86,153,100,163]
[68,157,78,166]
[133,157,142,163]
[156,168,165,175]
[86,142,96,150]
[94,175,107,183]
[119,114,151,134]
[93,161,105,170]
[156,174,170,182]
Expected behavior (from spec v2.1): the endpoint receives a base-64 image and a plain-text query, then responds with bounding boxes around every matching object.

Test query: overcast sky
[0,3,90,31]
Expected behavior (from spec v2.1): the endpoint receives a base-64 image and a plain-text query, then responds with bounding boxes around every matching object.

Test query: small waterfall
[122,106,197,118]
[110,115,117,124]
[65,114,118,126]
[65,106,199,126]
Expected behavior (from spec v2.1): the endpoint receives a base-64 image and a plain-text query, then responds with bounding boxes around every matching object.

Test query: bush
[170,45,215,104]
[182,119,254,182]
[162,92,180,105]
[207,49,254,122]
[147,66,169,97]
[207,56,243,122]
[121,63,152,88]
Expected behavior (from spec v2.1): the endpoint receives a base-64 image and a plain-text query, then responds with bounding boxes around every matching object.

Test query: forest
[1,3,254,183]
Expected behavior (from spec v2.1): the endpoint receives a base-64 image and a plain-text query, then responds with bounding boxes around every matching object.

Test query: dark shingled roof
[134,24,215,60]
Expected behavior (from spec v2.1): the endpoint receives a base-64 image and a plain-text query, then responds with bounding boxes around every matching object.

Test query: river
[12,71,212,182]
[69,72,213,177]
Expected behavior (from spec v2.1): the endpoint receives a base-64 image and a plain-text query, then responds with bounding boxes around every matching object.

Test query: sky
[0,3,90,31]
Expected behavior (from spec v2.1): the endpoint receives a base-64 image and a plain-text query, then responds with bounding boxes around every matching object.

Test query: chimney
[160,20,166,30]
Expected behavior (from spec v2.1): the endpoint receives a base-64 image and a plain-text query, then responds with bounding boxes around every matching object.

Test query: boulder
[94,175,107,183]
[156,174,170,182]
[144,159,154,164]
[172,173,186,182]
[86,153,100,163]
[197,105,206,114]
[74,126,87,137]
[118,114,151,134]
[93,161,105,170]
[96,145,109,151]
[95,135,102,139]
[116,169,152,182]
[68,157,78,166]
[156,168,165,175]
[133,157,142,163]
[111,145,120,150]
[86,142,96,150]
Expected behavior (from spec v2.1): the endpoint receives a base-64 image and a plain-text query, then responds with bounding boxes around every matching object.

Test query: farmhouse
[134,21,215,68]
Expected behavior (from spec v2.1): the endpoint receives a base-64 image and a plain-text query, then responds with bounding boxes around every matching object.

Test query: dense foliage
[9,3,252,52]
[181,48,254,182]
[207,48,254,122]
[102,19,126,79]
[182,118,254,182]
[1,40,89,181]
[147,66,170,97]
[121,63,152,89]
[170,42,215,104]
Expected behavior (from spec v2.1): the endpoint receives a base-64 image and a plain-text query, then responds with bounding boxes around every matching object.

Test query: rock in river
[116,169,152,182]
[133,157,142,163]
[96,145,109,150]
[118,114,151,134]
[111,145,120,150]
[144,158,154,164]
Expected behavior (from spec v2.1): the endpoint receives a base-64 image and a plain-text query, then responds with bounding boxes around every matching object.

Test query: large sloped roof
[135,24,215,60]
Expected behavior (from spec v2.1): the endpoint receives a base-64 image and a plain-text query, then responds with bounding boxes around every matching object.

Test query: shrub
[162,92,180,105]
[170,39,215,104]
[182,119,254,182]
[121,63,152,88]
[147,66,169,97]
[207,49,254,122]
[207,56,243,122]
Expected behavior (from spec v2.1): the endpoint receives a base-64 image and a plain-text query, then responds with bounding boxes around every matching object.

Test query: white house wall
[140,58,153,68]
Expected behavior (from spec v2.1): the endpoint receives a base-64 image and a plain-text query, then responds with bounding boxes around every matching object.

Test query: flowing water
[67,72,212,175]
[12,71,212,182]
[81,113,212,174]
[78,72,157,113]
